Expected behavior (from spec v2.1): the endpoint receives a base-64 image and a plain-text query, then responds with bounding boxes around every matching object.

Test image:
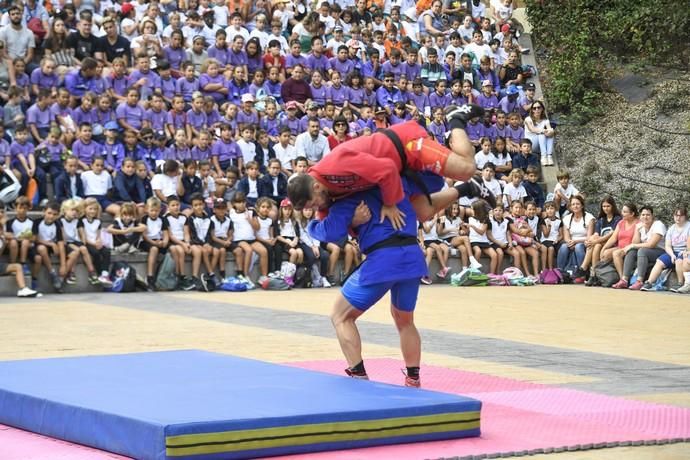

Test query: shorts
[0,262,7,274]
[541,240,555,248]
[405,137,451,176]
[491,242,507,250]
[211,239,232,250]
[423,240,443,249]
[658,251,684,268]
[139,240,167,253]
[341,269,420,313]
[471,242,491,249]
[86,195,114,210]
[66,241,84,254]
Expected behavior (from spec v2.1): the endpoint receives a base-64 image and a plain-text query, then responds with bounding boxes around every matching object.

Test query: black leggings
[87,245,111,273]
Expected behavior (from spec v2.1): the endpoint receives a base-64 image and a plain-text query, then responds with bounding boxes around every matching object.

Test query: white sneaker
[540,156,547,166]
[128,244,138,254]
[98,273,113,288]
[470,258,483,270]
[547,155,554,166]
[321,277,332,288]
[677,282,690,294]
[113,243,130,254]
[17,287,40,297]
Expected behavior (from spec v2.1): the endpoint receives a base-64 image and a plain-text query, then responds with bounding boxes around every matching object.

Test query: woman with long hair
[524,100,555,166]
[557,195,595,281]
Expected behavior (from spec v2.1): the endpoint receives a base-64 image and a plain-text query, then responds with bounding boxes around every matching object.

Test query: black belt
[363,235,418,255]
[378,129,433,206]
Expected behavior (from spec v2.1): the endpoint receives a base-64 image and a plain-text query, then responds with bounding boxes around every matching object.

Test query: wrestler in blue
[308,173,463,388]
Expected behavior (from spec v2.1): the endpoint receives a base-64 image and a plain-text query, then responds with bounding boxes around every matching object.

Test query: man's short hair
[287,174,314,210]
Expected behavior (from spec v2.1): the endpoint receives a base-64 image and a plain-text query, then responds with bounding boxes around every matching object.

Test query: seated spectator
[557,195,595,281]
[524,100,555,166]
[640,206,690,292]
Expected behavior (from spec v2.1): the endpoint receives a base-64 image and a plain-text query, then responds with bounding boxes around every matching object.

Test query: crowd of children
[0,0,686,296]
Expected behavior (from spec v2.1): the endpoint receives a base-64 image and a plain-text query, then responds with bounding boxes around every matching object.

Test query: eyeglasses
[384,78,393,82]
[532,106,543,110]
[334,122,346,127]
[142,136,153,141]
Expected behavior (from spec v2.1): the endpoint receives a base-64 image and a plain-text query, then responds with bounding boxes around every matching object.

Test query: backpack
[109,262,137,293]
[219,276,248,292]
[451,268,489,287]
[293,265,310,288]
[280,261,297,287]
[488,273,510,286]
[154,253,178,291]
[594,261,619,287]
[539,268,563,285]
[259,276,290,290]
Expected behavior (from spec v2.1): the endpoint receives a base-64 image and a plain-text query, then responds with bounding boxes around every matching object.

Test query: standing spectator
[295,117,330,166]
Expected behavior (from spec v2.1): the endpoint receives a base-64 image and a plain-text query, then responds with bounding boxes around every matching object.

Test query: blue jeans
[557,242,586,271]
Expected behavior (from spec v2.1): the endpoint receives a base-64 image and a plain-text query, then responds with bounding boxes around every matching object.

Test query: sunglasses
[334,122,346,126]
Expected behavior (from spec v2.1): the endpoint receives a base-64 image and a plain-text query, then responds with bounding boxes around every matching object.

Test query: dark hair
[189,192,204,204]
[472,200,489,223]
[287,174,315,210]
[163,159,179,174]
[622,202,638,217]
[45,201,61,212]
[597,196,619,219]
[166,195,180,204]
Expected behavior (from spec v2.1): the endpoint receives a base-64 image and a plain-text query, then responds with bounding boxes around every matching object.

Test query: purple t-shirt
[72,107,98,127]
[145,108,167,132]
[260,116,280,136]
[205,109,221,127]
[401,62,421,81]
[236,109,258,126]
[200,73,228,104]
[30,68,59,89]
[116,102,145,130]
[106,74,130,97]
[102,141,125,170]
[327,84,348,106]
[73,139,103,165]
[329,57,354,76]
[207,45,230,66]
[129,69,161,96]
[428,120,446,144]
[176,77,200,102]
[347,87,365,105]
[262,80,282,103]
[382,61,404,81]
[506,125,524,144]
[285,53,306,70]
[281,116,300,136]
[226,79,249,106]
[428,92,452,109]
[186,109,208,131]
[499,95,519,114]
[50,102,72,121]
[164,46,186,70]
[37,141,65,162]
[164,145,191,161]
[95,108,116,126]
[160,76,176,100]
[477,93,499,111]
[191,146,211,161]
[247,55,262,76]
[228,49,248,68]
[166,110,187,131]
[305,53,330,75]
[465,120,485,142]
[212,138,241,163]
[408,92,429,112]
[10,141,34,167]
[309,84,328,106]
[26,104,52,129]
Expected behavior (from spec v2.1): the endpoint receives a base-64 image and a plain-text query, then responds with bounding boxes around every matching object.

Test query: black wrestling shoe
[444,104,485,130]
[454,176,497,208]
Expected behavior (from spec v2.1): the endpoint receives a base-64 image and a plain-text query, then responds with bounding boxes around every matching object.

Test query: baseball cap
[120,2,134,15]
[241,93,255,103]
[104,121,119,131]
[375,106,386,113]
[280,198,292,207]
[506,85,519,95]
[346,39,362,49]
[306,101,319,110]
[525,82,536,91]
[334,25,343,32]
[481,79,493,87]
[214,198,227,208]
[285,100,298,110]
[501,24,511,34]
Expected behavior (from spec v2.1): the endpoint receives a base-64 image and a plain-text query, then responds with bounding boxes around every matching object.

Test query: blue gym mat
[0,350,481,460]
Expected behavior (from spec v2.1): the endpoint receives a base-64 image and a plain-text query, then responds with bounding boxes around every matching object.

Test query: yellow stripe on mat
[166,411,480,456]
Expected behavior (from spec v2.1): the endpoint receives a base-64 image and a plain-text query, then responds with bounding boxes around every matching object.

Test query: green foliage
[526,0,690,117]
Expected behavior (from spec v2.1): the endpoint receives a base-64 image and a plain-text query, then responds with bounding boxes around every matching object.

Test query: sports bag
[539,268,563,285]
[219,276,249,292]
[109,262,137,293]
[450,268,489,287]
[154,253,178,291]
[594,261,619,287]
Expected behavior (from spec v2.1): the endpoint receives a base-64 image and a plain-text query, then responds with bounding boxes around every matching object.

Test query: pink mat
[1,358,689,460]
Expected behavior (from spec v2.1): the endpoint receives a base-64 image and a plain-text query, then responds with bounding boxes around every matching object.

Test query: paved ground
[0,285,689,459]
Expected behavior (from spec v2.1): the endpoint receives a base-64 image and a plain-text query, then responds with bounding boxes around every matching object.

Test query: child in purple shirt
[236,95,259,126]
[207,30,231,66]
[200,59,229,104]
[176,63,200,103]
[144,93,168,135]
[191,130,212,161]
[166,95,188,139]
[71,93,98,128]
[185,93,208,140]
[73,124,103,171]
[428,107,447,145]
[212,124,243,172]
[30,57,60,97]
[26,89,53,144]
[129,55,161,100]
[164,30,186,71]
[428,80,452,108]
[106,57,130,102]
[327,71,348,107]
[116,88,146,133]
[309,71,328,107]
[262,66,283,104]
[164,129,192,162]
[226,66,249,106]
[102,122,125,174]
